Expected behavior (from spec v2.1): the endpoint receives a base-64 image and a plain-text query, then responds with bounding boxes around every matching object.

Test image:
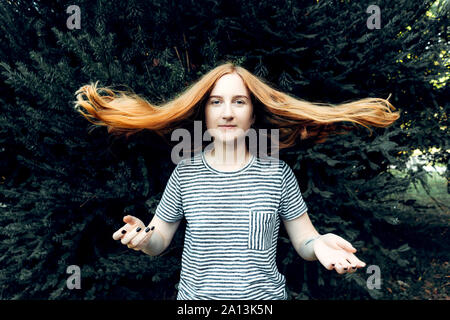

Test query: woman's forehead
[208,94,250,100]
[210,73,249,96]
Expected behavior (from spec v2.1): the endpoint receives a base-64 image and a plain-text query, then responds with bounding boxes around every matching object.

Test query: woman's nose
[220,102,234,118]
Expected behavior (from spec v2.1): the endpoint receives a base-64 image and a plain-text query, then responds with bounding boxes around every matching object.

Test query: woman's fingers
[112,228,124,240]
[319,239,367,274]
[344,253,365,272]
[332,254,366,274]
[343,257,358,273]
[128,244,140,251]
[123,215,143,225]
[121,225,143,245]
[346,252,367,268]
[325,262,335,271]
[129,226,155,249]
[328,255,352,274]
[335,236,356,253]
[112,216,143,241]
[327,260,354,274]
[334,262,347,274]
[320,254,340,271]
[113,224,132,240]
[319,251,356,273]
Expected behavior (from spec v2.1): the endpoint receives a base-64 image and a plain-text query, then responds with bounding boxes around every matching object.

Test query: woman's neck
[207,142,250,167]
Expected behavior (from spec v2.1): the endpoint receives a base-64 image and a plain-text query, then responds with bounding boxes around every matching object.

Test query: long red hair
[74,62,400,150]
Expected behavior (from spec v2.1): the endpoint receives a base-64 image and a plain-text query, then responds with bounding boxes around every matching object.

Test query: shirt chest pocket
[248,209,276,251]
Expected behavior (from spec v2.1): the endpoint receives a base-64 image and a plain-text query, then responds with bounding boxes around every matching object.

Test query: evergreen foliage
[0,0,448,299]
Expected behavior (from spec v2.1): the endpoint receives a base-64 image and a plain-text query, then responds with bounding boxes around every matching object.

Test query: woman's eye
[209,99,245,105]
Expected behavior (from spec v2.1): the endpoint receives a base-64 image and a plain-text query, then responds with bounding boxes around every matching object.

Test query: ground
[384,168,449,300]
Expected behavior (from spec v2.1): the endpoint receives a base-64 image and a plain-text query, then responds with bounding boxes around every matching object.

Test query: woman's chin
[215,133,248,144]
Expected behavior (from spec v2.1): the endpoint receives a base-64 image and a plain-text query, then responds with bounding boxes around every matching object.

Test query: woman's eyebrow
[209,95,249,100]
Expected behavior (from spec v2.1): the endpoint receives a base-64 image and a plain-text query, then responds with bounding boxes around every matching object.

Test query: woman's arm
[282,211,366,273]
[282,211,321,261]
[141,215,182,256]
[120,214,182,256]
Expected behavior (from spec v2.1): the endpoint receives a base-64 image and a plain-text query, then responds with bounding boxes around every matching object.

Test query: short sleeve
[155,163,184,223]
[278,161,308,221]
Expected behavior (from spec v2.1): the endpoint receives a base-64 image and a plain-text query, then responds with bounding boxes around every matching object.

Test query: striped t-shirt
[155,150,308,300]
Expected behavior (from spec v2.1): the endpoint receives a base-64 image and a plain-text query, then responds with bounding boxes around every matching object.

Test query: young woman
[75,62,400,300]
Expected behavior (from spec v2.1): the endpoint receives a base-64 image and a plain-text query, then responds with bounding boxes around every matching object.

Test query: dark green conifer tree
[0,0,447,299]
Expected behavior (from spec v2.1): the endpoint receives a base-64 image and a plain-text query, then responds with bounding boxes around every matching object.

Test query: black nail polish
[344,267,348,270]
[136,227,142,232]
[145,227,150,232]
[151,226,155,230]
[121,230,126,234]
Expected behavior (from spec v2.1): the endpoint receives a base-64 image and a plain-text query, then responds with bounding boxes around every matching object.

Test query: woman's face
[205,72,255,144]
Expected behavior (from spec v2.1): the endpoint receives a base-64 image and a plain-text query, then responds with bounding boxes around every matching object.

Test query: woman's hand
[112,215,154,252]
[313,233,366,274]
